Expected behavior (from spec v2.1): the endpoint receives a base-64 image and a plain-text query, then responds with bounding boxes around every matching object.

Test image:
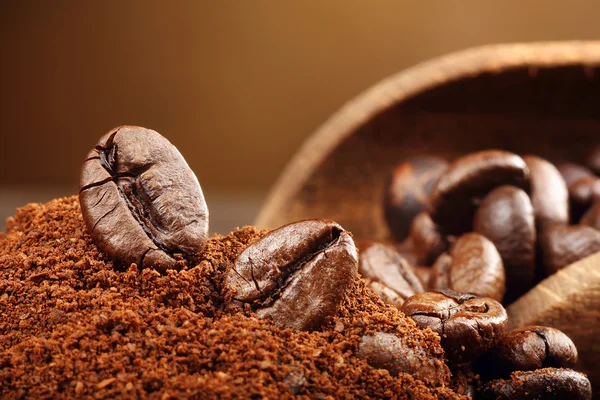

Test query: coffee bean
[410,212,447,266]
[581,201,600,230]
[401,290,507,363]
[479,368,591,400]
[359,243,424,308]
[473,186,535,303]
[493,326,578,373]
[429,233,505,302]
[569,176,600,219]
[523,155,569,229]
[394,238,419,267]
[367,281,405,309]
[586,145,600,175]
[225,219,358,331]
[412,266,431,289]
[540,224,600,275]
[356,331,450,383]
[384,156,448,241]
[428,150,529,235]
[557,162,595,187]
[79,126,209,272]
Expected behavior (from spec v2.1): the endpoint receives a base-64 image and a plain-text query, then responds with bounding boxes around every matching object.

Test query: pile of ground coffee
[0,196,465,399]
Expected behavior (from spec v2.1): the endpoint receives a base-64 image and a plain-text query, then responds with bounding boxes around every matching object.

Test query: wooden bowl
[256,42,600,392]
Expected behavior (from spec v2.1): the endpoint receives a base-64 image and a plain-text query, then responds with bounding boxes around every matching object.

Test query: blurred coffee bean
[357,331,450,384]
[557,162,595,187]
[581,201,600,230]
[402,290,507,363]
[493,326,577,374]
[523,155,569,229]
[586,145,600,175]
[410,212,448,266]
[225,219,358,331]
[359,243,424,307]
[428,253,453,292]
[79,126,209,272]
[428,150,529,235]
[394,238,419,267]
[479,368,592,400]
[384,156,448,241]
[473,186,535,303]
[429,233,505,302]
[412,266,431,289]
[367,281,404,308]
[540,224,600,275]
[569,176,600,221]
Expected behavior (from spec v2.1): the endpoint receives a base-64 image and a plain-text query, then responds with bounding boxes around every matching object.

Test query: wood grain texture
[256,41,600,392]
[507,252,600,396]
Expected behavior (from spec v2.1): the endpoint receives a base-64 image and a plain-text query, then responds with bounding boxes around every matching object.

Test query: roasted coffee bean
[384,156,448,241]
[569,176,600,218]
[412,266,431,289]
[429,233,505,302]
[479,368,592,400]
[394,238,419,267]
[428,150,529,235]
[402,290,507,363]
[225,219,358,331]
[367,281,404,308]
[359,243,424,307]
[410,212,447,266]
[79,126,209,272]
[540,224,600,275]
[493,326,577,373]
[586,145,600,175]
[356,331,450,384]
[557,162,595,187]
[473,186,535,303]
[523,155,569,229]
[581,201,600,230]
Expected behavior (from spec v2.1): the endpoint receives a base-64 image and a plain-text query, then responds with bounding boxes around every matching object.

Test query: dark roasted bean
[479,368,591,400]
[359,243,423,307]
[473,185,535,303]
[428,150,529,235]
[410,212,448,266]
[523,155,569,229]
[225,219,358,331]
[540,224,600,275]
[429,233,505,302]
[79,126,209,272]
[357,331,450,383]
[402,290,507,363]
[384,156,448,241]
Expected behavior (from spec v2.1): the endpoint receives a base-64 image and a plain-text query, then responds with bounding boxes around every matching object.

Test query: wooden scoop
[255,42,600,392]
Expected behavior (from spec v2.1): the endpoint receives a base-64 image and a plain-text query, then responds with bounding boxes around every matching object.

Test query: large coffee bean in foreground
[225,219,358,331]
[79,126,209,272]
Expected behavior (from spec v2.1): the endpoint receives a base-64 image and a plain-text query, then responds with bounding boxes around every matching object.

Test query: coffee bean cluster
[372,149,600,398]
[382,149,600,304]
[79,128,594,399]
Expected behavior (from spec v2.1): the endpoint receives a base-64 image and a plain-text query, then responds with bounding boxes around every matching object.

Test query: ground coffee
[0,197,465,399]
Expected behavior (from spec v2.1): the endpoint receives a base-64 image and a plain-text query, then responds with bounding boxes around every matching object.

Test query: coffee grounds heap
[0,197,467,399]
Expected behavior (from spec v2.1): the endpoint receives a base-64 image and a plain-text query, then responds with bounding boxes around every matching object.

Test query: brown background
[2,1,600,232]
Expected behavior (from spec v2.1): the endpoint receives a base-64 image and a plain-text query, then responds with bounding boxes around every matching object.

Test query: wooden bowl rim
[255,40,600,228]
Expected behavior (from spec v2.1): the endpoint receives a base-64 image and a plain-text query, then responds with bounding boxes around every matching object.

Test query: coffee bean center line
[533,330,551,364]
